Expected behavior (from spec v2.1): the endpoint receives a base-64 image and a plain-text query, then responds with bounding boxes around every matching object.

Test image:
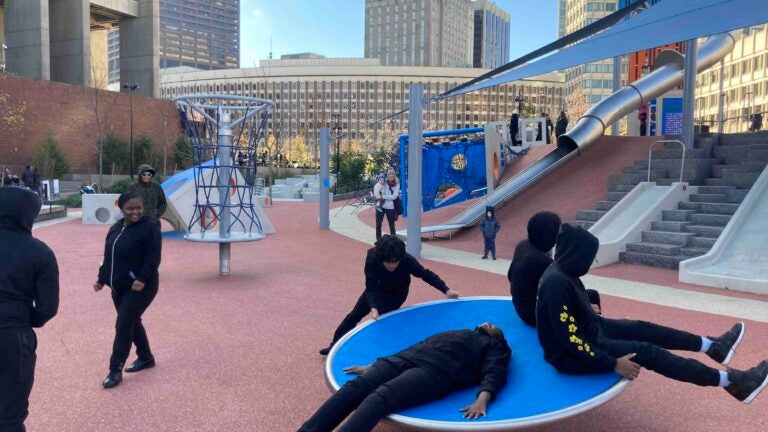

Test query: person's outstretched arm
[408,255,460,298]
[461,340,512,419]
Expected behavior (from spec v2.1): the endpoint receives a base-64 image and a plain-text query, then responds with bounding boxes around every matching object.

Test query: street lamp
[122,82,140,179]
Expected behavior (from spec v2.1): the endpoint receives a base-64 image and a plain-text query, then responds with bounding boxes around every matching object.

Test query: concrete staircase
[572,132,768,270]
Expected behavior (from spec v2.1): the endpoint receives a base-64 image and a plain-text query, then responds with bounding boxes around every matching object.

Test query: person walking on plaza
[555,111,569,138]
[372,169,399,241]
[302,323,511,432]
[319,235,461,355]
[0,187,60,432]
[479,206,500,260]
[94,191,162,389]
[127,164,167,225]
[509,110,521,145]
[536,224,768,404]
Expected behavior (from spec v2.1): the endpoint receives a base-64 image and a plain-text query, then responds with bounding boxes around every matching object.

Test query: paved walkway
[329,205,768,323]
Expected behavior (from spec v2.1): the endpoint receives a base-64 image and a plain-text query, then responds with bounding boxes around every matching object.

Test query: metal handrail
[648,140,686,183]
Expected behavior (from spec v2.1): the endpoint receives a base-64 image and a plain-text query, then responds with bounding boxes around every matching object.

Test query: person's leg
[482,238,489,258]
[338,366,451,432]
[490,238,497,259]
[131,316,154,362]
[599,317,702,352]
[109,289,158,373]
[330,293,372,345]
[375,210,384,240]
[298,359,405,432]
[0,328,36,432]
[384,209,396,235]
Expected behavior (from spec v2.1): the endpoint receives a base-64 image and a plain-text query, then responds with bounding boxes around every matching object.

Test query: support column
[611,56,622,136]
[682,38,698,149]
[717,59,725,134]
[119,0,159,98]
[4,0,50,80]
[49,0,91,87]
[406,84,424,258]
[319,127,330,230]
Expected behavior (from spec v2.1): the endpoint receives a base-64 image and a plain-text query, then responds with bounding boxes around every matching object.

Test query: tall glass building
[472,0,510,69]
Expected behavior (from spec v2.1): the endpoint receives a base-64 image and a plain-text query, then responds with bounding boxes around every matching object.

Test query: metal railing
[648,140,686,183]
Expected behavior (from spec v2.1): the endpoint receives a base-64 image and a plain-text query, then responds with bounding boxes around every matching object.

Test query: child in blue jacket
[479,206,501,260]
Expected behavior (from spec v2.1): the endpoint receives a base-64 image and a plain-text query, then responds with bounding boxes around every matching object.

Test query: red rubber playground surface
[28,202,768,431]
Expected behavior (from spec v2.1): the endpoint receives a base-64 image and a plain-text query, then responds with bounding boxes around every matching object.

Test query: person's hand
[371,308,380,320]
[459,391,491,419]
[445,289,461,299]
[343,365,371,375]
[93,283,104,292]
[591,303,602,315]
[131,280,145,292]
[615,353,641,380]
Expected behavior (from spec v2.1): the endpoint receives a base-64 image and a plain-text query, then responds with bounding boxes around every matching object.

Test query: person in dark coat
[536,224,768,404]
[127,164,167,225]
[29,168,40,196]
[478,206,500,260]
[300,323,511,432]
[508,212,601,327]
[94,190,162,389]
[319,235,461,355]
[638,111,648,136]
[509,110,521,145]
[555,111,569,138]
[0,187,60,432]
[749,112,763,132]
[20,166,34,189]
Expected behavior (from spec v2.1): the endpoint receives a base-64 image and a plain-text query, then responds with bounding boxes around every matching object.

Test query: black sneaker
[319,346,332,356]
[725,360,768,404]
[707,322,745,365]
[481,256,488,260]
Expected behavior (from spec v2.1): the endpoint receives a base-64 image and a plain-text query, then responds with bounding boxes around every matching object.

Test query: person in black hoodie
[508,212,601,327]
[536,224,768,404]
[478,206,500,260]
[0,187,59,432]
[319,235,460,355]
[300,322,511,432]
[94,190,162,389]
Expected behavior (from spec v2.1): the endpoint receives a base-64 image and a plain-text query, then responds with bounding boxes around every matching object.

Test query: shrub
[32,135,70,180]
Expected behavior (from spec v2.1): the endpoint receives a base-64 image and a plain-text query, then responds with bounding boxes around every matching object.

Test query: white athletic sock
[700,337,713,353]
[719,370,731,387]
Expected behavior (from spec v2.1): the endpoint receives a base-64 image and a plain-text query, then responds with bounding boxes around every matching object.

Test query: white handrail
[648,140,686,183]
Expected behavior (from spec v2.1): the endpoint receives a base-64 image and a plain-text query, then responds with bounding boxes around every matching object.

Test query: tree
[290,134,309,165]
[522,103,537,118]
[102,134,130,175]
[566,85,590,126]
[134,135,163,174]
[173,135,193,170]
[32,135,70,189]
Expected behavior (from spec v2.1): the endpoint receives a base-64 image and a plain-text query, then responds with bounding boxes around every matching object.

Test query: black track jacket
[97,217,161,291]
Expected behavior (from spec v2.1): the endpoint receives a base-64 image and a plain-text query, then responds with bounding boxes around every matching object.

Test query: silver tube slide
[414,33,736,235]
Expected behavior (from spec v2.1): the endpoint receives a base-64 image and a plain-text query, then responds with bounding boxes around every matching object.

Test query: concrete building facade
[364,0,474,67]
[472,0,510,69]
[0,0,159,97]
[160,58,564,161]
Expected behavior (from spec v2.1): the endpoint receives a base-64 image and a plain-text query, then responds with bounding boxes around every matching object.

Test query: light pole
[122,83,140,179]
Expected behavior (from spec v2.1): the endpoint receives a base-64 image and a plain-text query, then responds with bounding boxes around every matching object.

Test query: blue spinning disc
[325,297,628,431]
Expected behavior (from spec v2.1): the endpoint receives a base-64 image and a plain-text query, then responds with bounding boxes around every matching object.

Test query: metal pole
[218,109,233,276]
[319,127,330,229]
[406,84,423,258]
[682,39,698,149]
[611,55,622,136]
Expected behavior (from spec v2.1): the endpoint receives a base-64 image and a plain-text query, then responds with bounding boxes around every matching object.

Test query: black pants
[110,286,157,372]
[329,291,406,346]
[375,208,396,240]
[483,237,496,258]
[298,357,451,432]
[0,328,36,432]
[596,318,719,387]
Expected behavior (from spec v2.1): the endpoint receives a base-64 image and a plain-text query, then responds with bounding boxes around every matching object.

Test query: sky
[240,0,558,67]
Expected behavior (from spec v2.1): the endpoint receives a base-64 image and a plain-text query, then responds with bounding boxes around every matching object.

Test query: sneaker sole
[742,371,768,404]
[722,322,746,366]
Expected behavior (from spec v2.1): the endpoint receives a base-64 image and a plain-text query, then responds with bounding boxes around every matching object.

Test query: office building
[472,0,510,69]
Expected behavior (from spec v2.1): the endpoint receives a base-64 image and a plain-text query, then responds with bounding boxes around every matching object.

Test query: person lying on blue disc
[299,322,511,432]
[537,224,768,404]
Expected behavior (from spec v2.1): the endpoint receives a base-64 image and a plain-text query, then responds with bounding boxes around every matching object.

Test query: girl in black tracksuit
[95,191,161,388]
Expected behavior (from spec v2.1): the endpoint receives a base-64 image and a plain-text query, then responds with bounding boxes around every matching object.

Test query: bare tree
[565,85,590,127]
[0,82,27,185]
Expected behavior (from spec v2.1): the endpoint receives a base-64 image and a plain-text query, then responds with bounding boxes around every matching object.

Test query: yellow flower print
[568,324,578,333]
[590,352,595,357]
[569,316,575,323]
[560,312,569,322]
[584,344,591,352]
[563,306,568,311]
[569,335,579,344]
[578,345,584,351]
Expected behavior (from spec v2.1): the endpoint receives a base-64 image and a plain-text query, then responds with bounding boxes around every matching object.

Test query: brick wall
[0,73,181,174]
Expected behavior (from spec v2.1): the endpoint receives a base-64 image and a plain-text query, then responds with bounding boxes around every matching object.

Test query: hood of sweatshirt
[554,223,598,277]
[527,211,561,252]
[485,205,495,219]
[137,164,156,179]
[0,187,41,234]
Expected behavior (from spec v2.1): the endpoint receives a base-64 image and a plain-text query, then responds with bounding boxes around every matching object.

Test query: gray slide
[408,32,736,236]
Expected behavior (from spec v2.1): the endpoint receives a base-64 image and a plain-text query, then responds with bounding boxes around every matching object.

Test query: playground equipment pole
[717,59,725,134]
[218,108,233,276]
[406,85,423,258]
[682,39,698,149]
[611,55,622,136]
[319,127,330,230]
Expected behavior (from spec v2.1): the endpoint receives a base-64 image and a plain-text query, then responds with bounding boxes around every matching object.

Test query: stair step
[641,230,695,245]
[746,150,768,163]
[571,221,594,230]
[688,213,731,226]
[678,202,740,215]
[741,161,768,172]
[713,144,768,164]
[575,210,607,222]
[711,164,743,178]
[679,247,710,257]
[662,209,696,221]
[721,170,761,188]
[651,220,692,232]
[683,224,724,238]
[608,184,637,193]
[633,169,668,181]
[689,236,717,248]
[619,173,645,184]
[697,186,736,195]
[619,251,688,269]
[625,242,681,255]
[606,191,629,201]
[652,148,708,159]
[718,132,768,146]
[595,201,617,211]
[689,193,730,203]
